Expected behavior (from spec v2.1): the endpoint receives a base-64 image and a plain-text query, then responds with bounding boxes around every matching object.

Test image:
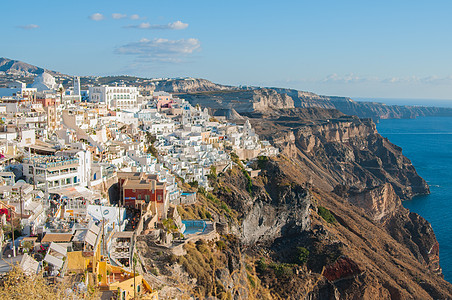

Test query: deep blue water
[377,116,452,282]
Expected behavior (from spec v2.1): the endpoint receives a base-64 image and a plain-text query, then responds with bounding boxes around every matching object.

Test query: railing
[23,158,79,169]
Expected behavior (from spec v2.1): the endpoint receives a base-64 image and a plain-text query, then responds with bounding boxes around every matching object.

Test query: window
[157,195,162,201]
[145,195,150,203]
[138,194,141,200]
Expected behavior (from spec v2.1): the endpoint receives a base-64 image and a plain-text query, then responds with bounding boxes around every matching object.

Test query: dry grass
[0,265,98,300]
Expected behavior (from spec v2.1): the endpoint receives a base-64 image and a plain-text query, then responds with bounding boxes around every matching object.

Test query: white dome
[31,72,58,91]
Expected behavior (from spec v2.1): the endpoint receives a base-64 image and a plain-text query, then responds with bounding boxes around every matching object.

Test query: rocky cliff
[212,157,452,299]
[175,83,452,120]
[153,78,234,93]
[250,110,429,200]
[217,163,311,245]
[346,183,401,222]
[179,88,295,113]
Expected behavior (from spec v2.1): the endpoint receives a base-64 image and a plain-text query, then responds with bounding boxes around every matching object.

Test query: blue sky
[2,0,452,100]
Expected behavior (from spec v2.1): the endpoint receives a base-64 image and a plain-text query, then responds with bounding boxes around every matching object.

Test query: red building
[117,172,168,219]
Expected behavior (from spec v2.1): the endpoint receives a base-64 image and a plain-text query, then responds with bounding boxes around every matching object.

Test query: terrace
[23,156,79,170]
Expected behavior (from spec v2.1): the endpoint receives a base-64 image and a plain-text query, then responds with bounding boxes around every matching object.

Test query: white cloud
[125,20,188,30]
[115,38,201,62]
[168,21,189,30]
[112,13,127,19]
[130,14,140,20]
[89,13,104,21]
[322,73,369,84]
[137,22,151,29]
[17,24,39,30]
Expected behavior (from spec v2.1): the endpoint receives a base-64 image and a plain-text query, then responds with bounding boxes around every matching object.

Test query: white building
[22,150,92,194]
[88,85,138,110]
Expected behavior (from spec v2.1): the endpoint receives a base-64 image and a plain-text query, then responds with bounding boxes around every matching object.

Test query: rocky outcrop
[212,158,452,299]
[217,163,311,246]
[179,88,295,113]
[251,89,294,112]
[177,83,452,120]
[385,209,442,274]
[153,78,234,93]
[323,256,362,282]
[346,183,401,222]
[240,184,311,245]
[251,111,429,200]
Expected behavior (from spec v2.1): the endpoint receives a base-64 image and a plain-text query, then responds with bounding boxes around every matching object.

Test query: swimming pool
[182,220,206,235]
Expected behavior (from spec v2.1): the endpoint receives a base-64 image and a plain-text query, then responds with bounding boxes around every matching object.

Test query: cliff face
[211,158,452,299]
[217,164,311,245]
[153,78,234,93]
[347,183,401,222]
[251,112,429,200]
[175,82,452,120]
[179,88,295,113]
[251,89,295,112]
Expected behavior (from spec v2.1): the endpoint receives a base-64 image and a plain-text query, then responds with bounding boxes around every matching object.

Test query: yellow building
[97,261,158,300]
[66,223,102,273]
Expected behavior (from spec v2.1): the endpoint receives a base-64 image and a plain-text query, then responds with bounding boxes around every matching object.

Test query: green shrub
[255,258,267,273]
[296,247,309,265]
[270,263,293,278]
[318,206,337,224]
[220,202,231,213]
[216,240,226,251]
[257,155,269,169]
[198,186,207,195]
[189,181,199,188]
[242,169,253,195]
[162,218,177,231]
[207,166,217,181]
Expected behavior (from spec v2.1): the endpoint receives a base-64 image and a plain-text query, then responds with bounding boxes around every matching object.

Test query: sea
[370,100,452,283]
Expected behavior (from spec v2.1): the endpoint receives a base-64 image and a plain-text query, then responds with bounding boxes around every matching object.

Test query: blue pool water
[182,220,206,235]
[377,116,452,282]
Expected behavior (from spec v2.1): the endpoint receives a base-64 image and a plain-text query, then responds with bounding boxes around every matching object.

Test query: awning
[44,253,63,269]
[84,231,97,247]
[49,242,67,256]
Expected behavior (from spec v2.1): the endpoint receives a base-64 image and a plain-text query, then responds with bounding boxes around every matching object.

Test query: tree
[145,132,158,158]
